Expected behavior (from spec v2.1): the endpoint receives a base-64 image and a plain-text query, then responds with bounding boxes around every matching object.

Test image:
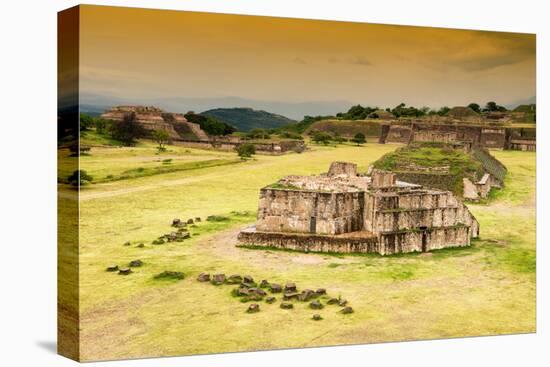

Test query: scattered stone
[197,273,210,282]
[243,275,255,284]
[269,283,282,293]
[195,217,201,222]
[340,306,354,314]
[280,302,294,309]
[266,296,276,304]
[298,289,316,302]
[154,271,184,280]
[118,268,132,275]
[106,265,119,272]
[310,300,324,310]
[237,287,251,296]
[240,281,255,289]
[247,303,260,313]
[315,288,326,296]
[187,218,194,224]
[227,274,243,284]
[259,279,270,288]
[284,282,297,292]
[338,299,348,307]
[244,293,264,302]
[123,241,131,246]
[136,243,145,248]
[283,292,300,301]
[312,314,323,321]
[250,288,267,297]
[172,218,181,226]
[128,259,143,267]
[327,298,340,305]
[211,273,226,285]
[152,239,165,245]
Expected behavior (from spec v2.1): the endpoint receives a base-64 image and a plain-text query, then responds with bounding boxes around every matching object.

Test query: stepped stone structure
[101,105,209,141]
[239,162,479,255]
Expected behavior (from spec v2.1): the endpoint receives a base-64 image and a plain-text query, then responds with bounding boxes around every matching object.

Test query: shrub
[67,170,93,186]
[236,143,256,158]
[351,133,366,145]
[312,131,332,145]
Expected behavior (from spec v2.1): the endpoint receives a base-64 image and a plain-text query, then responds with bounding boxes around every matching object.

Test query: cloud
[416,31,535,72]
[349,56,372,66]
[328,56,372,67]
[292,57,307,64]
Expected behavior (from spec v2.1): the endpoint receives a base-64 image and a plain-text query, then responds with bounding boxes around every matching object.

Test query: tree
[236,143,256,158]
[109,112,146,146]
[436,106,451,116]
[352,132,366,145]
[467,103,481,113]
[152,129,170,151]
[184,112,236,136]
[247,128,270,140]
[67,169,93,186]
[484,101,507,112]
[79,113,94,131]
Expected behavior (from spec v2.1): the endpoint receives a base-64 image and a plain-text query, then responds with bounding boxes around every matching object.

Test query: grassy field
[66,142,535,361]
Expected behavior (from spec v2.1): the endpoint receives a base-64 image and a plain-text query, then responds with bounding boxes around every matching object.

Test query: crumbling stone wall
[328,162,358,177]
[256,189,364,235]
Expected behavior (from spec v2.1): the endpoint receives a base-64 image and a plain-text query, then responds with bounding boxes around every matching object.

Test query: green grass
[68,142,535,361]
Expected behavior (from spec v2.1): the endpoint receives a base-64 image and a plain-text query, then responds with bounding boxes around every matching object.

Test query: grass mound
[373,142,485,196]
[153,271,185,281]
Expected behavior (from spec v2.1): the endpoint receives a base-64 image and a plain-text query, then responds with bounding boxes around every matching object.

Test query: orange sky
[77,5,536,114]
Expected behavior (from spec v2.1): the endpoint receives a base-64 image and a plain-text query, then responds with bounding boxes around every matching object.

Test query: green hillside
[201,107,295,132]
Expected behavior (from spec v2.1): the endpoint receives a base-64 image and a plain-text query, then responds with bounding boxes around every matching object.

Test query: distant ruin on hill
[101,105,209,141]
[101,105,305,154]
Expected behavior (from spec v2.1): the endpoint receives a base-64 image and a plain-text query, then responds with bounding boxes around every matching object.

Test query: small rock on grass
[312,314,323,321]
[197,273,210,282]
[327,298,340,305]
[118,268,132,275]
[315,288,326,295]
[227,274,243,284]
[280,302,294,309]
[340,306,354,314]
[123,241,131,246]
[266,296,276,304]
[106,265,119,272]
[310,300,324,310]
[136,243,145,248]
[260,280,270,288]
[269,283,282,293]
[247,303,260,313]
[338,299,348,307]
[129,259,143,267]
[284,282,297,292]
[211,273,226,285]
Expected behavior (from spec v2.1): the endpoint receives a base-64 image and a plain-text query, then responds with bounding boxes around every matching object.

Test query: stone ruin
[238,162,479,255]
[101,105,209,141]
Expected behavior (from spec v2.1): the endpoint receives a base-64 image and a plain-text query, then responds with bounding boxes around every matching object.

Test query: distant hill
[201,108,295,132]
